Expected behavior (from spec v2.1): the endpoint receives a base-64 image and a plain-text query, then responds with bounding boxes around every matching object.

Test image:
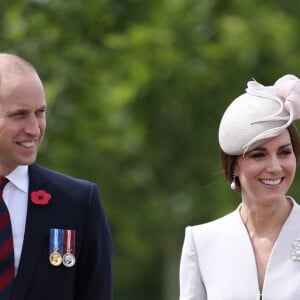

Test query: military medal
[62,229,76,267]
[49,251,63,266]
[63,252,76,267]
[49,229,63,266]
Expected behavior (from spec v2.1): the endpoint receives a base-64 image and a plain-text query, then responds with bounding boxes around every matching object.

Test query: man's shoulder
[29,163,94,188]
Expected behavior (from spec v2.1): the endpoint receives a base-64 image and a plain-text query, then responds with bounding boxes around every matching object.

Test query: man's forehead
[0,100,47,113]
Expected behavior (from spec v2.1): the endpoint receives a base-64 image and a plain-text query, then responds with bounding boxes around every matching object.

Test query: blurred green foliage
[1,0,300,299]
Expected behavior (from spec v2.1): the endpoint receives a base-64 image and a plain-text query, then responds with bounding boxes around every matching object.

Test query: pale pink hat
[218,74,300,155]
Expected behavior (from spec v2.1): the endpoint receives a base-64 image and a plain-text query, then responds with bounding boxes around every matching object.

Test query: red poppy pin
[31,190,52,205]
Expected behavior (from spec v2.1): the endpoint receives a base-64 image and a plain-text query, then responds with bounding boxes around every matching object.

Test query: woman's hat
[218,74,300,155]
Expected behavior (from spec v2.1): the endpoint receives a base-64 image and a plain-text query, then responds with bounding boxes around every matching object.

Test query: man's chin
[18,156,37,166]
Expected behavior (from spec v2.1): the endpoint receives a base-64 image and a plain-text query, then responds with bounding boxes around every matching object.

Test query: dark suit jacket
[11,163,113,300]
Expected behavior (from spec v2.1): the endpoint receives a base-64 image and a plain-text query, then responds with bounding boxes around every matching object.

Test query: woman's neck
[239,197,292,236]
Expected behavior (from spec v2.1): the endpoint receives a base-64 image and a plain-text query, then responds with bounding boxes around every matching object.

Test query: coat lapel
[12,164,50,300]
[262,198,300,298]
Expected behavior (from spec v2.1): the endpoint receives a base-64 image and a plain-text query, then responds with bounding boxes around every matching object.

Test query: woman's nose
[266,156,282,173]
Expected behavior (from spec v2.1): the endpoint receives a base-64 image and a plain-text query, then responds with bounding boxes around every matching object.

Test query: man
[0,53,113,299]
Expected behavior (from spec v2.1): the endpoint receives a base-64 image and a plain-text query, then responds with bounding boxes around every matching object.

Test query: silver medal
[63,252,76,267]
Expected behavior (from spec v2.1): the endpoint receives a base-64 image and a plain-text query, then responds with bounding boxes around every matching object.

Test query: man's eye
[11,112,25,117]
[37,109,45,115]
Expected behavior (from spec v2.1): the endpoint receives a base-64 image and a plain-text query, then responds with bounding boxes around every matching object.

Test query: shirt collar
[6,165,29,193]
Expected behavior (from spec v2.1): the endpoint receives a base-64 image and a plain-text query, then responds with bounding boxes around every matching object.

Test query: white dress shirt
[4,165,28,275]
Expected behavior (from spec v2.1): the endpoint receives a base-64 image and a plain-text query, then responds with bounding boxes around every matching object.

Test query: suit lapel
[12,164,50,300]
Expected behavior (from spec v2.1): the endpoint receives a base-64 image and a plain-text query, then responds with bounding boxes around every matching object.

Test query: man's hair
[0,53,38,100]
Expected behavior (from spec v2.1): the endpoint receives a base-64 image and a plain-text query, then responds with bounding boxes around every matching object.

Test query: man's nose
[24,116,40,135]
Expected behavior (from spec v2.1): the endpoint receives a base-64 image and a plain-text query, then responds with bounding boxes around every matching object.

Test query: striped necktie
[0,177,14,300]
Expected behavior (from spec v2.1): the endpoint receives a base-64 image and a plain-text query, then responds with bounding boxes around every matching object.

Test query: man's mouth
[17,141,36,148]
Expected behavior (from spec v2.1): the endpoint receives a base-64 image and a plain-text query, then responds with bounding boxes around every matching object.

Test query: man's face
[0,71,46,175]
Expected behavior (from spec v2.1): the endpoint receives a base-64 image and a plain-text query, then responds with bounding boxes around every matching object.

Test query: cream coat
[179,197,300,300]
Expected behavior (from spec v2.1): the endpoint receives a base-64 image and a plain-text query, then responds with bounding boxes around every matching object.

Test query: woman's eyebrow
[252,143,292,152]
[250,143,292,153]
[278,143,292,149]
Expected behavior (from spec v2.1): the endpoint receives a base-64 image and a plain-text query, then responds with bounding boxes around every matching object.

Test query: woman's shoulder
[185,207,241,241]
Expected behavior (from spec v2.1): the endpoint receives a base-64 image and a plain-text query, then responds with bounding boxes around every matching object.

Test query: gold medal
[49,250,62,266]
[49,229,63,267]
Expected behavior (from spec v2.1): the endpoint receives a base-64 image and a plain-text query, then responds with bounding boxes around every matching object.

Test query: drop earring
[230,175,237,190]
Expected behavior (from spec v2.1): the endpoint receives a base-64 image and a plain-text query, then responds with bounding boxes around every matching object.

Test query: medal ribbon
[49,228,63,255]
[63,230,75,256]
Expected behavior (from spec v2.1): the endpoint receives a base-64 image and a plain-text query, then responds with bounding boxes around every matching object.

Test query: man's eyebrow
[6,105,47,115]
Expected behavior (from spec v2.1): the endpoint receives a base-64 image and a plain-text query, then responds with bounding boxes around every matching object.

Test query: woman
[179,74,300,300]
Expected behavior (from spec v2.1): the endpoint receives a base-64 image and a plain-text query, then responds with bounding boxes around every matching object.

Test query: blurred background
[1,0,300,299]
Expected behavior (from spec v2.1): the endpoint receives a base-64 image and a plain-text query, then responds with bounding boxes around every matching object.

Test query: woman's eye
[279,149,292,156]
[250,152,265,158]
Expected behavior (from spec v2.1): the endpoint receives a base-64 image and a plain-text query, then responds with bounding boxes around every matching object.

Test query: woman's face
[235,130,296,207]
